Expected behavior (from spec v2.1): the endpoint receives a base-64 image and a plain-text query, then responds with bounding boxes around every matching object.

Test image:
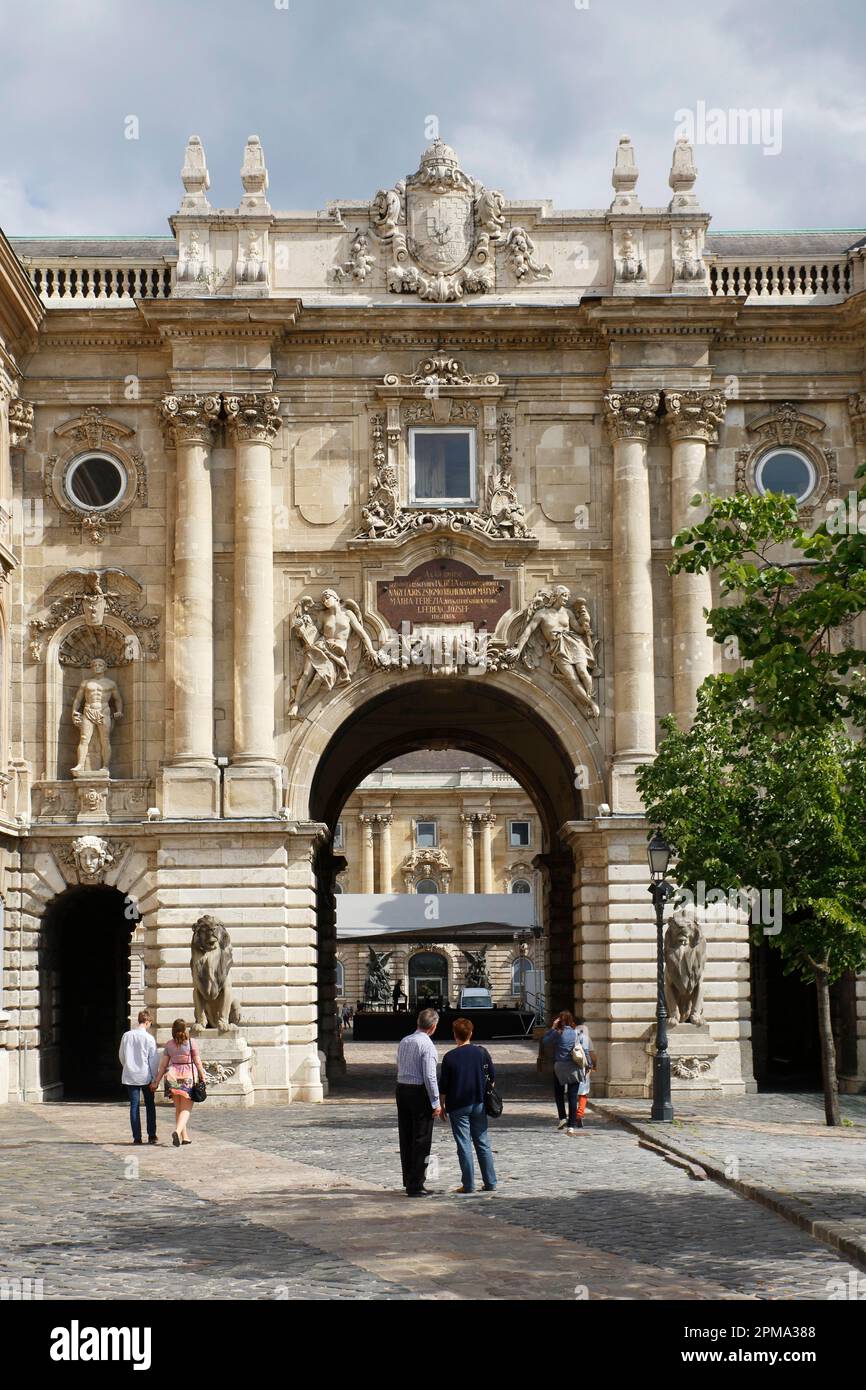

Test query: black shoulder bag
[189,1044,207,1103]
[481,1048,503,1118]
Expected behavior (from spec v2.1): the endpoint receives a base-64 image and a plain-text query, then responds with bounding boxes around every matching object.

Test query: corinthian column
[160,393,221,780]
[223,392,282,816]
[479,813,496,894]
[603,390,660,810]
[359,815,375,894]
[461,813,476,894]
[377,813,393,893]
[664,390,726,726]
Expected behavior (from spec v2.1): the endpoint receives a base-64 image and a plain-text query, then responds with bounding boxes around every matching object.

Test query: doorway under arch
[308,677,592,1071]
[40,886,137,1099]
[408,950,450,1006]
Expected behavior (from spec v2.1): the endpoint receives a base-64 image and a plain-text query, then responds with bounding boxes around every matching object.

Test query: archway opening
[40,886,137,1099]
[309,678,585,1074]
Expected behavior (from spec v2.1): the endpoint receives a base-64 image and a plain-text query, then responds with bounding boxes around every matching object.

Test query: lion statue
[664,903,706,1026]
[190,914,241,1033]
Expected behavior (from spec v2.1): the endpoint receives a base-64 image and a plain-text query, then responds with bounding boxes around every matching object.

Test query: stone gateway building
[0,132,864,1105]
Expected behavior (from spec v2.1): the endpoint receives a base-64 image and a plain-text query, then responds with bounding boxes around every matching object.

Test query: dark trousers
[127,1084,157,1142]
[396,1083,435,1192]
[554,1076,580,1127]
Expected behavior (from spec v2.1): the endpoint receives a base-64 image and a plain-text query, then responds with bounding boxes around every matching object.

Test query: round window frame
[753,447,817,505]
[64,451,129,514]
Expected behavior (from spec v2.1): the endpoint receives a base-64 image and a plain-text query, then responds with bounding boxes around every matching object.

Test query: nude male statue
[71,658,123,774]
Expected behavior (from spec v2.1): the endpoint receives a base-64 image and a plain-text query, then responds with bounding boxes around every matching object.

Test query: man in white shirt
[395,1008,441,1196]
[119,1009,159,1144]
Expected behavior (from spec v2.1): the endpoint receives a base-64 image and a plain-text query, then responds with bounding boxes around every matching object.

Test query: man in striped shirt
[396,1008,441,1197]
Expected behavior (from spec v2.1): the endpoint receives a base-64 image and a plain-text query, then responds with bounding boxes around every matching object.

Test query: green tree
[638,695,866,1124]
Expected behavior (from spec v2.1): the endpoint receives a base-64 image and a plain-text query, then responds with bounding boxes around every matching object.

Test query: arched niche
[44,615,148,781]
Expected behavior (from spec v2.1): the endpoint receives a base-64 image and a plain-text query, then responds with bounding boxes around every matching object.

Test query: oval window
[755,449,815,503]
[65,454,127,511]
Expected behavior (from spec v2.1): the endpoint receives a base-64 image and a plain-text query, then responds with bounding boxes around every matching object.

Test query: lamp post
[647,828,675,1123]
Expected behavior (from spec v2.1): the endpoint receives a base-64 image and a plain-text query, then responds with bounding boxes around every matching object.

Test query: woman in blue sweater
[542,1011,596,1134]
[440,1016,498,1194]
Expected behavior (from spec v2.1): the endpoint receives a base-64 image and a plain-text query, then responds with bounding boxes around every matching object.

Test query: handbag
[189,1044,207,1103]
[481,1052,503,1118]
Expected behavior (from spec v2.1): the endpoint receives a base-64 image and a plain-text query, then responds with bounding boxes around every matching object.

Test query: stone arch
[300,673,603,1068]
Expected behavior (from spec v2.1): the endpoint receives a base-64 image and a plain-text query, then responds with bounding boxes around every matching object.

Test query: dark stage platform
[350,1008,536,1042]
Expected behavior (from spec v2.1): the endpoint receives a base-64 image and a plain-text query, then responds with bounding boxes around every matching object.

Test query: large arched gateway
[2,131,864,1108]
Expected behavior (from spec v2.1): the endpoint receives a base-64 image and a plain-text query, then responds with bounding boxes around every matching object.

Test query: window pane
[68,456,125,510]
[511,879,531,894]
[416,878,438,894]
[413,432,472,500]
[416,821,437,847]
[756,451,814,502]
[510,821,530,847]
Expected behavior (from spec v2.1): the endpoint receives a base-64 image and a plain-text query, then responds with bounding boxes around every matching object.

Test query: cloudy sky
[1,0,864,236]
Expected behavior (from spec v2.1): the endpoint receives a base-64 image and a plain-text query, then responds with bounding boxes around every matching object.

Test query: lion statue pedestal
[187,914,254,1107]
[645,904,722,1099]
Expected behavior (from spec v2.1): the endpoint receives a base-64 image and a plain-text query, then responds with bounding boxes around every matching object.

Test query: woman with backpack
[543,1010,596,1134]
[150,1018,206,1148]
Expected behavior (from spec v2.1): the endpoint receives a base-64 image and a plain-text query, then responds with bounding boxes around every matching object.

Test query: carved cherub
[505,586,598,719]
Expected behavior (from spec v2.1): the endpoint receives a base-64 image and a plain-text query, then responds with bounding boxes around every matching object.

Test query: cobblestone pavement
[592,1091,866,1272]
[1,1041,862,1301]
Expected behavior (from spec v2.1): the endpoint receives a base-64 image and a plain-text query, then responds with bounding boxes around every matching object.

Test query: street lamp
[647,828,675,1123]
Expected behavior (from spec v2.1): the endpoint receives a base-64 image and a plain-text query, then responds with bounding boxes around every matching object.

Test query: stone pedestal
[72,769,110,822]
[192,1032,254,1107]
[222,764,282,818]
[157,764,221,818]
[646,1022,721,1100]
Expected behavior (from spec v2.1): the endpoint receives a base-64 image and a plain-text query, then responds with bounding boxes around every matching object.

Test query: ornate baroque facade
[0,132,865,1104]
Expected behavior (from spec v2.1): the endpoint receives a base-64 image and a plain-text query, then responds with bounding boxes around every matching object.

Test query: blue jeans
[127,1084,157,1142]
[448,1103,497,1192]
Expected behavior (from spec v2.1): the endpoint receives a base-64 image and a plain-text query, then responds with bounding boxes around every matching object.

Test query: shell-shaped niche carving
[58,625,135,668]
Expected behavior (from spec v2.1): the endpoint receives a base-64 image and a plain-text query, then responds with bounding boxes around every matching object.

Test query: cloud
[0,0,863,234]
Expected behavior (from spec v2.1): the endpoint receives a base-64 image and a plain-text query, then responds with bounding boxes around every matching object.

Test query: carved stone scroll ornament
[29,568,160,663]
[287,589,384,718]
[401,846,452,891]
[370,139,550,301]
[664,904,707,1026]
[503,586,599,720]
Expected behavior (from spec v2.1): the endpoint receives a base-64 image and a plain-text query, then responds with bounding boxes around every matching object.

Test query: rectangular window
[415,820,438,848]
[332,822,344,850]
[509,819,531,848]
[409,428,476,506]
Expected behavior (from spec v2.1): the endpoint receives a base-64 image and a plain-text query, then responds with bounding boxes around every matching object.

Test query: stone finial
[239,135,270,212]
[180,135,211,212]
[610,135,640,211]
[669,137,700,210]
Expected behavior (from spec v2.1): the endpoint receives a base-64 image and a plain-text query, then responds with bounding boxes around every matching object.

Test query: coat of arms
[365,139,551,302]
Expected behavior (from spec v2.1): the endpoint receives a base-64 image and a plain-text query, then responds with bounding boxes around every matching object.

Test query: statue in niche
[616,227,643,282]
[70,657,123,774]
[288,589,383,718]
[506,586,599,720]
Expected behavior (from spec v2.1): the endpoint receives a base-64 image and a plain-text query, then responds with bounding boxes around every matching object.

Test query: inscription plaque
[377,559,511,629]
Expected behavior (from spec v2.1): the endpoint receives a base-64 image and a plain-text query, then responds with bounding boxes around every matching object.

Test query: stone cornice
[663,389,726,443]
[139,298,302,342]
[603,389,660,441]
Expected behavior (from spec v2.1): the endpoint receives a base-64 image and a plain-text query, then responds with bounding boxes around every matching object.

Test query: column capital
[160,392,221,445]
[224,392,281,443]
[664,389,726,443]
[603,390,660,442]
[373,811,393,827]
[8,398,34,449]
[479,811,497,826]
